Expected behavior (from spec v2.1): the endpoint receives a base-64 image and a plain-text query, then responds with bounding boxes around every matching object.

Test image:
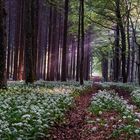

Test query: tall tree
[113,24,120,82]
[115,0,127,83]
[32,0,39,80]
[80,0,84,85]
[76,0,81,81]
[18,0,25,80]
[24,0,35,84]
[61,0,69,81]
[13,0,22,80]
[47,6,52,81]
[0,0,7,88]
[7,0,11,79]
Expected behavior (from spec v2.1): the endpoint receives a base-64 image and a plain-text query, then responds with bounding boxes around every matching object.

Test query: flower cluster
[0,80,92,139]
[131,90,140,107]
[89,90,140,138]
[0,92,73,139]
[90,90,134,115]
[0,81,87,139]
[94,82,137,92]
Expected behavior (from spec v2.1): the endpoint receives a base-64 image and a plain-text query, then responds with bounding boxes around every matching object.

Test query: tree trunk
[0,0,7,88]
[50,8,57,81]
[7,0,12,79]
[115,0,127,83]
[126,2,131,81]
[18,0,25,80]
[32,0,39,80]
[80,0,84,85]
[47,6,52,81]
[130,36,135,82]
[76,1,81,81]
[24,0,35,84]
[114,24,120,81]
[102,58,108,82]
[13,0,22,80]
[61,0,69,81]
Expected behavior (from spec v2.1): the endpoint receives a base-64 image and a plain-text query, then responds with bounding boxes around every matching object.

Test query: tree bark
[114,24,120,81]
[61,0,69,81]
[0,0,7,88]
[102,58,108,82]
[76,1,81,81]
[24,0,35,84]
[80,0,84,85]
[115,0,127,83]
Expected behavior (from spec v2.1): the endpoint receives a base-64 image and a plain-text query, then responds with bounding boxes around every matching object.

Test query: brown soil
[48,90,94,140]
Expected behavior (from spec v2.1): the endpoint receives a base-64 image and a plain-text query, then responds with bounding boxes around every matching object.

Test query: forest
[1,0,140,139]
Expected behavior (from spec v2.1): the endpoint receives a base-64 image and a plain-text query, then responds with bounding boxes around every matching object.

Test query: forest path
[48,90,95,140]
[48,86,133,140]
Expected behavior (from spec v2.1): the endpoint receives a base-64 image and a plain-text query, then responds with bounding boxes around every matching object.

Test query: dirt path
[47,86,136,140]
[49,91,94,140]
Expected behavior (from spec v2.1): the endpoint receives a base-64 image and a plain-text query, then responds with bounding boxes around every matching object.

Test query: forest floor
[48,85,139,140]
[49,89,94,140]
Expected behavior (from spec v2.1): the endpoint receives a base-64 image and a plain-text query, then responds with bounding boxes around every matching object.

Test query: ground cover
[0,81,91,140]
[49,82,140,140]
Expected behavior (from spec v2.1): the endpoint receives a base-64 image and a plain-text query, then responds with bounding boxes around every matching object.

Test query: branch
[90,9,116,24]
[85,16,115,30]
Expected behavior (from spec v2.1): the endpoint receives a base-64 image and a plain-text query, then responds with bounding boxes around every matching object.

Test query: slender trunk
[50,8,57,81]
[32,0,38,80]
[0,0,7,88]
[126,3,130,81]
[18,0,25,80]
[102,58,108,82]
[131,36,135,82]
[7,0,11,79]
[14,0,22,80]
[56,13,61,80]
[47,6,52,81]
[24,0,35,84]
[43,13,48,80]
[138,45,140,85]
[114,24,120,81]
[80,0,84,85]
[61,0,69,81]
[76,1,81,81]
[115,0,127,83]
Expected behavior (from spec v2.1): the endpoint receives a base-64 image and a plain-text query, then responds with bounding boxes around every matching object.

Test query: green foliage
[93,57,102,73]
[111,125,140,138]
[0,81,92,139]
[68,0,93,35]
[94,82,137,92]
[131,90,140,107]
[89,90,135,117]
[89,89,140,138]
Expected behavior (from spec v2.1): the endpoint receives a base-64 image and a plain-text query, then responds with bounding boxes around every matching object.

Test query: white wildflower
[98,111,102,115]
[135,129,140,134]
[91,127,97,132]
[123,116,127,119]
